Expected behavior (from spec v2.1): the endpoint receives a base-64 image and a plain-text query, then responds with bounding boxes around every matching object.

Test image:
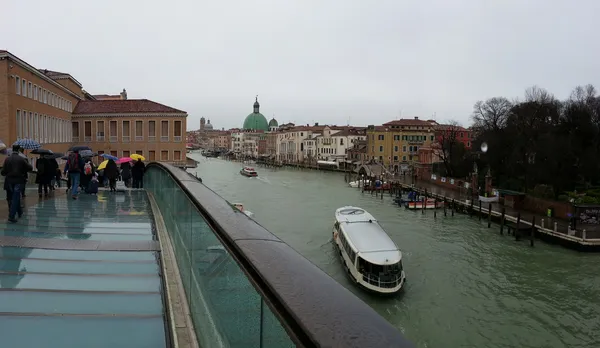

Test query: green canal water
[189,155,600,348]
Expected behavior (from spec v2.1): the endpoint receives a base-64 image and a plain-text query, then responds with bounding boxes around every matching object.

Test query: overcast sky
[3,0,598,130]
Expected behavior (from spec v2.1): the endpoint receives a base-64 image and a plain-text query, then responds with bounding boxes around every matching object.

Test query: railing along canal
[145,162,413,348]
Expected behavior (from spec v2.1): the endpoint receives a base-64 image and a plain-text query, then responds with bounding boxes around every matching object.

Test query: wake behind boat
[240,166,258,177]
[332,206,405,295]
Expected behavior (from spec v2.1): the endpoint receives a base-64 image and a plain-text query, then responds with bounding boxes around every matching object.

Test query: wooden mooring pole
[434,199,437,218]
[487,203,492,228]
[422,197,425,214]
[515,212,521,241]
[500,207,505,235]
[451,199,454,216]
[443,198,447,216]
[479,200,482,221]
[530,216,535,247]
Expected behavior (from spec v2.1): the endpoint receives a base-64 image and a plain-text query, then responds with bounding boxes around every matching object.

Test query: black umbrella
[44,153,64,159]
[69,145,92,152]
[31,148,53,155]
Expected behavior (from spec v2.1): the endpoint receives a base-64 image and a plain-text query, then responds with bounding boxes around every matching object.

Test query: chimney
[314,122,319,126]
[414,116,419,120]
[120,88,128,100]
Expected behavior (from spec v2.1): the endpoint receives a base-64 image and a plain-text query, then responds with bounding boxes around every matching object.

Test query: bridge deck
[0,188,168,348]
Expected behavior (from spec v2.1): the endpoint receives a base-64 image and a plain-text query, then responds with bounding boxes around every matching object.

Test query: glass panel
[145,168,295,348]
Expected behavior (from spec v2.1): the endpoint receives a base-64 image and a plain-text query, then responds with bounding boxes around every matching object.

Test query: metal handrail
[146,162,414,348]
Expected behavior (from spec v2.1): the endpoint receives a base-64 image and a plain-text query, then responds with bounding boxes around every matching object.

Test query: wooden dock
[358,178,600,251]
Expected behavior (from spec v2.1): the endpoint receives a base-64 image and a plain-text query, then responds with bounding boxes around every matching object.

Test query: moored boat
[240,166,258,177]
[332,206,405,295]
[233,203,255,217]
[405,198,442,210]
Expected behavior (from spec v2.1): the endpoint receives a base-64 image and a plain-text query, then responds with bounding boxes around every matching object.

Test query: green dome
[269,118,278,127]
[243,112,269,131]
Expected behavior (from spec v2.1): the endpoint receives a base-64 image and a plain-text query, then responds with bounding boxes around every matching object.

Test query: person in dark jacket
[35,156,52,197]
[132,159,146,189]
[46,157,59,190]
[104,159,119,192]
[120,161,132,187]
[1,145,33,222]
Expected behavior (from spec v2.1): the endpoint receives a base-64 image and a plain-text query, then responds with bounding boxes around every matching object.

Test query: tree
[433,121,469,178]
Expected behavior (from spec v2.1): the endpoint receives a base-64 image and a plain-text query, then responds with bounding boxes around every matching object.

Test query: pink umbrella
[116,157,134,164]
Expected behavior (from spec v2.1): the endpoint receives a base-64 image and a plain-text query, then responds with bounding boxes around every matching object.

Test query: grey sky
[3,0,598,130]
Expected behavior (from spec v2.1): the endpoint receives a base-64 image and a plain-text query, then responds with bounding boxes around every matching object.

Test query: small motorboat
[233,203,254,217]
[405,198,442,210]
[240,166,258,177]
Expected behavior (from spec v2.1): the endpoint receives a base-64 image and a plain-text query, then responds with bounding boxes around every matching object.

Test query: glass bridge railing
[145,162,413,348]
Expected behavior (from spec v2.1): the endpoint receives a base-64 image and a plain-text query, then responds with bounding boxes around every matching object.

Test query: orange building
[0,50,187,166]
[72,99,187,165]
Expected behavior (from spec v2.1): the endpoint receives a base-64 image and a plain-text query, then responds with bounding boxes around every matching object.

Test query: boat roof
[335,207,401,265]
[243,167,255,170]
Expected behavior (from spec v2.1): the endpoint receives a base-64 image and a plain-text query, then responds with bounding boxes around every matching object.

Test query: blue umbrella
[13,138,41,150]
[101,153,118,161]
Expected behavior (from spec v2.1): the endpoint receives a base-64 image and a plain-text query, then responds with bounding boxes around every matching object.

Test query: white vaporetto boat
[332,206,405,295]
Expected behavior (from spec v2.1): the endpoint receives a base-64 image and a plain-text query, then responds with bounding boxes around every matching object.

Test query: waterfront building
[0,50,187,167]
[0,51,81,165]
[314,127,366,163]
[72,98,187,165]
[366,117,437,172]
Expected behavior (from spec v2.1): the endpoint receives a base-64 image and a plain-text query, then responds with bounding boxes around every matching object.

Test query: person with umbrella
[1,145,32,222]
[104,159,119,192]
[31,149,54,197]
[131,156,146,188]
[120,159,132,187]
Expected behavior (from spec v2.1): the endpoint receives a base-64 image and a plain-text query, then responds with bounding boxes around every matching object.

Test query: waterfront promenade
[392,176,600,249]
[0,187,168,348]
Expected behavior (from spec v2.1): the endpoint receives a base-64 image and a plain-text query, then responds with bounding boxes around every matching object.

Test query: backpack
[68,153,79,172]
[84,162,92,175]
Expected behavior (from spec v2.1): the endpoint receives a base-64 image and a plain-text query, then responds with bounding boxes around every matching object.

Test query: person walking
[120,161,132,187]
[35,156,51,198]
[66,150,85,199]
[1,145,32,222]
[132,159,146,188]
[104,159,119,192]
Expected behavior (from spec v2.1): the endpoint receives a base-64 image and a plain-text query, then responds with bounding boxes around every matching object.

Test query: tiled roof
[435,124,471,132]
[383,118,435,127]
[73,99,186,115]
[92,94,120,98]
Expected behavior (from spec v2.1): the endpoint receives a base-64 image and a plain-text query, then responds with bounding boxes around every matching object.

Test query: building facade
[366,117,437,172]
[72,99,187,164]
[0,51,82,162]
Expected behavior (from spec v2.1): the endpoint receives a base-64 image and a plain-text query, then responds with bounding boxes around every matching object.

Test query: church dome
[268,118,278,127]
[242,96,269,131]
[205,119,214,130]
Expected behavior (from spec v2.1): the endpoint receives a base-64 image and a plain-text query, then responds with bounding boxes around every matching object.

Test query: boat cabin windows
[338,228,357,265]
[357,257,403,288]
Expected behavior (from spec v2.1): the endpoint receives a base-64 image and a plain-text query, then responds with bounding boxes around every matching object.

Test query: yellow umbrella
[97,160,108,170]
[131,154,146,161]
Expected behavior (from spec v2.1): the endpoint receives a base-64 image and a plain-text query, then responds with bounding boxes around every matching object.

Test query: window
[16,110,21,138]
[97,121,105,141]
[135,120,143,141]
[394,156,398,161]
[122,121,130,142]
[72,121,80,142]
[174,120,182,142]
[148,121,156,141]
[378,135,384,140]
[160,121,169,142]
[84,121,92,141]
[402,145,406,152]
[28,82,33,98]
[109,121,117,142]
[22,80,27,97]
[15,77,20,95]
[467,141,471,148]
[379,145,383,152]
[430,135,434,141]
[38,86,42,101]
[34,85,38,100]
[402,155,406,161]
[174,150,181,161]
[43,115,47,143]
[29,112,33,139]
[161,150,168,161]
[340,138,344,146]
[110,150,118,157]
[149,150,156,161]
[33,113,38,141]
[123,150,130,158]
[394,145,398,152]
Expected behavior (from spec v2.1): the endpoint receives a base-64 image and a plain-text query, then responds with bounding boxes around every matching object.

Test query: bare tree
[471,97,512,132]
[433,120,464,177]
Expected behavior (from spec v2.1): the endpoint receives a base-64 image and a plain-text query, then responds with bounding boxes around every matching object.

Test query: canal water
[188,155,600,348]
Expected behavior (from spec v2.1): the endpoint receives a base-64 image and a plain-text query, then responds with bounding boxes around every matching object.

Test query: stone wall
[522,195,572,219]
